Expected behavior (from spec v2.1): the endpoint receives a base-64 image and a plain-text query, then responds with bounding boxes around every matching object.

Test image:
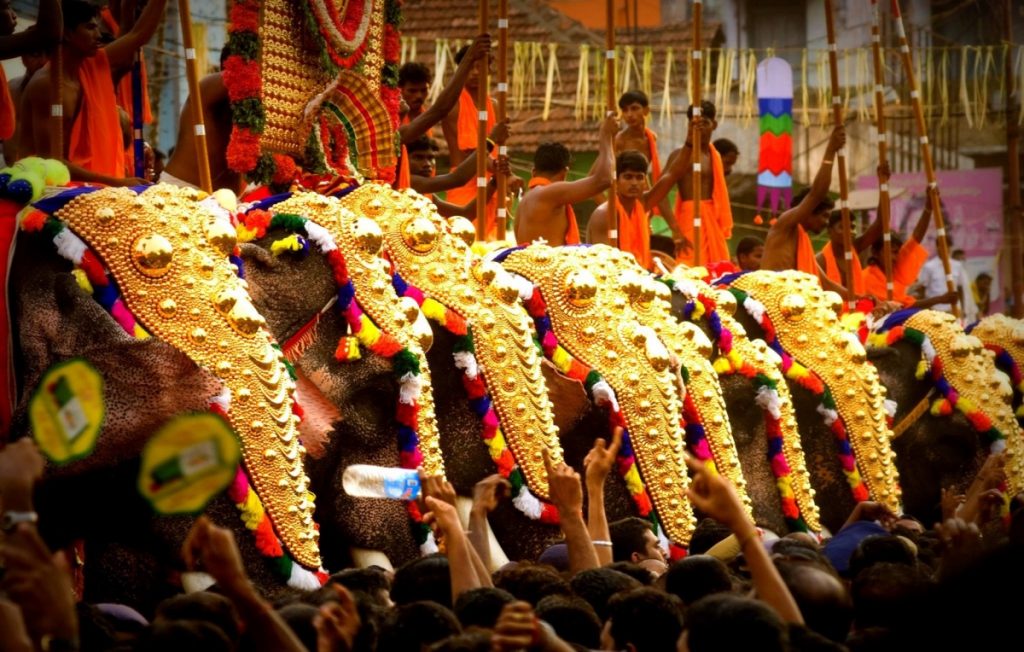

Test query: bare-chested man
[160,71,239,192]
[613,89,675,232]
[19,0,166,185]
[761,124,847,293]
[514,113,617,246]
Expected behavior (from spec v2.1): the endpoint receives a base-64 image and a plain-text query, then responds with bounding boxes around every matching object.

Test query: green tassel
[271,213,308,233]
[393,349,421,377]
[753,373,778,391]
[904,328,926,346]
[42,217,65,240]
[583,370,602,392]
[821,388,837,411]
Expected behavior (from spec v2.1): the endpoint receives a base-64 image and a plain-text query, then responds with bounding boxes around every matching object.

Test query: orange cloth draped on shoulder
[794,224,820,278]
[821,242,866,295]
[674,143,734,265]
[616,198,652,270]
[400,113,433,138]
[863,238,929,306]
[67,50,126,179]
[527,176,580,245]
[99,8,154,126]
[644,128,661,181]
[395,145,412,190]
[447,89,496,236]
[0,67,14,140]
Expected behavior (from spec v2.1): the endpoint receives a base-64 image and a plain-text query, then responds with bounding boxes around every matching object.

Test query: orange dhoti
[863,238,929,306]
[67,50,126,180]
[447,89,498,238]
[673,143,733,266]
[821,242,866,295]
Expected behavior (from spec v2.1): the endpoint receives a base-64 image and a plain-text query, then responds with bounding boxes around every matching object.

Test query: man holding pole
[19,0,166,185]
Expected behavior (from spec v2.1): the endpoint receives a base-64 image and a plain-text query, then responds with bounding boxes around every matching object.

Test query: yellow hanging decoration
[529,42,544,103]
[641,46,654,101]
[960,46,973,127]
[658,47,673,126]
[513,42,528,111]
[703,46,713,100]
[543,43,558,120]
[428,38,448,104]
[923,46,933,123]
[940,48,950,126]
[856,47,870,123]
[744,50,759,126]
[592,47,604,121]
[1016,46,1024,125]
[801,48,811,127]
[817,49,830,127]
[576,44,590,121]
[979,46,995,128]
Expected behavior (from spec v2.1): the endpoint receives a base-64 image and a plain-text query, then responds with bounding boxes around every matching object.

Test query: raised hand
[315,584,361,652]
[0,525,78,643]
[423,495,462,539]
[826,125,846,155]
[420,470,458,509]
[684,455,750,533]
[543,448,584,517]
[182,516,250,597]
[583,427,623,488]
[941,486,966,521]
[599,111,620,140]
[0,599,32,652]
[472,474,510,516]
[0,439,45,497]
[465,33,492,65]
[490,119,511,145]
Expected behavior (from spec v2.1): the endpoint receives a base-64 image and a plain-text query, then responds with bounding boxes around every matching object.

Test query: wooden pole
[49,44,63,160]
[1006,0,1023,317]
[691,0,703,267]
[890,0,958,318]
[824,0,856,311]
[179,0,213,193]
[476,0,490,242]
[606,0,619,249]
[496,0,509,241]
[869,0,894,301]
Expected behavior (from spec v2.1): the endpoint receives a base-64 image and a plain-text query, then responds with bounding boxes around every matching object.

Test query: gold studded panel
[502,244,695,544]
[273,190,444,477]
[730,271,900,515]
[55,185,320,569]
[907,311,1023,494]
[346,184,563,500]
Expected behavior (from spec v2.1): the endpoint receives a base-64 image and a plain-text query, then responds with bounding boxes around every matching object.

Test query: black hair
[791,188,836,215]
[492,563,571,606]
[977,272,992,281]
[687,100,717,121]
[713,138,739,156]
[155,592,240,642]
[775,559,853,643]
[606,588,684,652]
[399,62,433,86]
[406,135,437,155]
[533,142,572,175]
[609,516,654,562]
[428,631,492,652]
[685,594,788,652]
[871,232,904,254]
[453,587,516,629]
[568,567,642,622]
[736,236,764,258]
[277,603,320,652]
[378,601,462,652]
[606,561,655,585]
[848,535,917,580]
[850,562,931,631]
[134,620,233,652]
[616,150,649,176]
[329,567,391,604]
[618,90,650,109]
[391,554,453,608]
[62,0,100,30]
[952,248,965,257]
[535,595,602,650]
[689,518,732,555]
[664,555,733,607]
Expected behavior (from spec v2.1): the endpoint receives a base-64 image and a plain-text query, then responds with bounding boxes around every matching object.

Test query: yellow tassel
[134,324,151,340]
[960,46,973,127]
[543,43,558,121]
[575,44,589,121]
[817,50,830,127]
[641,46,653,100]
[72,268,93,294]
[621,45,634,94]
[703,46,713,99]
[270,234,303,257]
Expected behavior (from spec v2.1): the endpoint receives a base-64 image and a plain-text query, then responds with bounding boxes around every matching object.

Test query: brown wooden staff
[890,0,958,318]
[606,0,619,248]
[691,0,703,267]
[824,0,856,311]
[496,0,509,241]
[179,0,212,193]
[1006,0,1023,317]
[869,0,894,301]
[49,44,63,159]
[476,0,490,241]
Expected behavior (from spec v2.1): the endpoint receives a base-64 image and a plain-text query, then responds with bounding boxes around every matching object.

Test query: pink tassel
[228,467,249,503]
[110,299,137,335]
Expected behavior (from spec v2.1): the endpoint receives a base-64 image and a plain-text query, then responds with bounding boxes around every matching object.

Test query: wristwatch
[1,510,38,533]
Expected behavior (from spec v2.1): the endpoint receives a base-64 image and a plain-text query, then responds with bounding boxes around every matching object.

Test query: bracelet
[822,158,834,165]
[592,540,613,547]
[486,138,496,153]
[737,529,761,550]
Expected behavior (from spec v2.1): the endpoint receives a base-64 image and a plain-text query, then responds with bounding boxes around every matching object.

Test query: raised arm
[531,113,617,207]
[104,0,169,76]
[0,0,61,60]
[413,120,509,194]
[773,125,845,233]
[544,449,600,574]
[401,34,491,144]
[584,429,623,565]
[852,162,893,252]
[911,187,936,244]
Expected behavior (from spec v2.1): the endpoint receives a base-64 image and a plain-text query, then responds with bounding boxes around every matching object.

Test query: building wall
[549,0,661,29]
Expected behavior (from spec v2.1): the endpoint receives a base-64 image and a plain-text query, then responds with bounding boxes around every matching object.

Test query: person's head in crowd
[850,562,931,633]
[774,559,853,643]
[134,620,234,652]
[569,567,642,622]
[952,248,965,262]
[0,0,16,36]
[407,135,439,177]
[398,62,433,116]
[664,555,733,608]
[428,631,492,652]
[277,603,320,652]
[535,595,602,650]
[606,561,656,586]
[154,592,240,643]
[455,43,492,92]
[602,588,683,652]
[712,138,739,176]
[736,236,764,271]
[790,188,835,234]
[21,49,48,78]
[847,535,917,580]
[975,272,993,297]
[532,141,572,181]
[492,563,571,607]
[618,90,650,130]
[786,623,850,652]
[391,554,453,609]
[689,518,732,555]
[378,601,462,652]
[75,603,123,651]
[771,538,832,570]
[615,150,650,200]
[537,542,570,573]
[609,517,666,565]
[62,0,104,57]
[453,587,515,630]
[681,594,787,652]
[330,566,392,608]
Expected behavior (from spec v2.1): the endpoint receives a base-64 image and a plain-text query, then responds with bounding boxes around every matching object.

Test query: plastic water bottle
[342,464,421,500]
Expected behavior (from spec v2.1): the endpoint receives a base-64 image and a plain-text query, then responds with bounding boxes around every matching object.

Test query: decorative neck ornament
[968,314,1024,426]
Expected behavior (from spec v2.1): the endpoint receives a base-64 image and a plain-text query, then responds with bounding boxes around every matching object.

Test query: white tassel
[53,228,87,265]
[199,196,232,224]
[755,386,782,420]
[672,279,699,301]
[303,221,338,253]
[420,531,439,556]
[398,372,422,405]
[453,351,479,380]
[287,564,324,591]
[816,403,839,427]
[990,439,1008,454]
[743,297,767,324]
[884,399,897,418]
[210,386,232,412]
[512,485,543,520]
[590,380,620,413]
[655,523,670,553]
[508,273,535,302]
[920,338,937,363]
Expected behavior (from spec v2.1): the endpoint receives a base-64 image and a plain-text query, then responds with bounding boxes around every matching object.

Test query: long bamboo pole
[824,0,856,311]
[49,44,63,159]
[496,0,509,241]
[890,0,958,318]
[606,0,619,249]
[1006,0,1023,318]
[869,0,894,301]
[179,0,212,193]
[476,0,490,241]
[691,0,703,267]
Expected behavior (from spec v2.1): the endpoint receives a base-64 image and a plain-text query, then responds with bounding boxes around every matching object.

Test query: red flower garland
[383,24,400,63]
[222,56,262,102]
[228,1,259,33]
[272,154,298,186]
